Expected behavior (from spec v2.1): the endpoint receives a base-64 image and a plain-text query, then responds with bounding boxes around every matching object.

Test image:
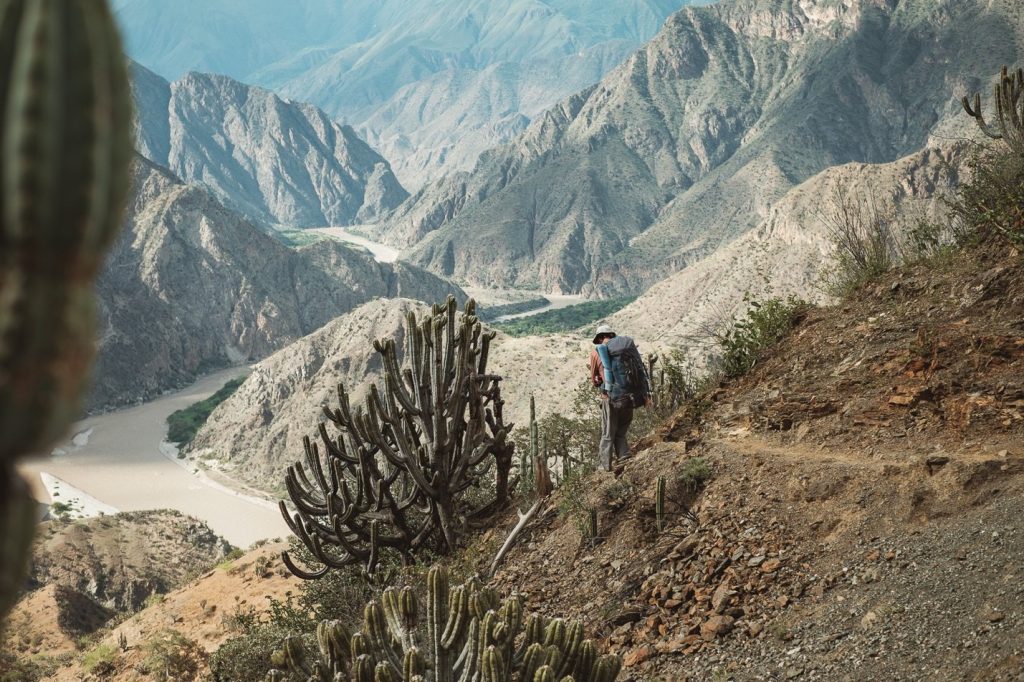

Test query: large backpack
[603,336,650,409]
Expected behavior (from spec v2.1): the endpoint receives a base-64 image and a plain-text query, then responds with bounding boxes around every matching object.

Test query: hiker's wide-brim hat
[592,324,616,344]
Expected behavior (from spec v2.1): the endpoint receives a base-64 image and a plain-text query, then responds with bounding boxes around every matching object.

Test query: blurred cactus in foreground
[0,0,133,621]
[266,565,621,682]
[963,65,1024,155]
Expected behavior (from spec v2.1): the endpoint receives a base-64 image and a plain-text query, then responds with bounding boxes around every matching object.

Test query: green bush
[166,376,245,444]
[210,626,302,682]
[949,146,1024,248]
[719,296,806,378]
[678,457,712,494]
[492,296,636,336]
[80,644,118,677]
[141,630,206,680]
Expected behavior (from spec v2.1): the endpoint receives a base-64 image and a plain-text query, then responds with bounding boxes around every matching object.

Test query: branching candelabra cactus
[963,65,1024,155]
[266,566,622,682]
[0,0,132,621]
[280,297,515,577]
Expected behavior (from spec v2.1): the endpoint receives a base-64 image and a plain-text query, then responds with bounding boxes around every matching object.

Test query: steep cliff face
[386,0,1019,294]
[190,298,586,492]
[131,64,408,228]
[88,160,461,410]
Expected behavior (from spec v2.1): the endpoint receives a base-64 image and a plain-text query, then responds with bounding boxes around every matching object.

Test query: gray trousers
[599,398,634,471]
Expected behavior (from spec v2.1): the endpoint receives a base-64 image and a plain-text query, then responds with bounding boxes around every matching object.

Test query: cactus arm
[962,65,1024,154]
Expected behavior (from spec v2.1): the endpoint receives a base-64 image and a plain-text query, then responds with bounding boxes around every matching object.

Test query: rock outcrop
[131,63,408,228]
[26,510,230,613]
[88,159,462,411]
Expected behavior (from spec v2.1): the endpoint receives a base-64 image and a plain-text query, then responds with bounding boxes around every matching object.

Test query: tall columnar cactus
[963,65,1024,155]
[266,565,622,682]
[655,476,666,532]
[0,0,133,622]
[280,297,514,578]
[529,397,552,499]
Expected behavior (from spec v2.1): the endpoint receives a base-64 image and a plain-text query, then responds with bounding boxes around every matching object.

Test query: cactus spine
[267,565,621,682]
[0,0,133,622]
[280,296,515,577]
[655,476,666,532]
[962,65,1024,155]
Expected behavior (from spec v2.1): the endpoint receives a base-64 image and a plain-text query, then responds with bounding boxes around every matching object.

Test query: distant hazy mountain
[385,0,1020,295]
[113,0,690,188]
[131,63,407,228]
[89,159,461,410]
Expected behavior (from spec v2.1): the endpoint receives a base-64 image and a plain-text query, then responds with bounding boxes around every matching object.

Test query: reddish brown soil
[486,243,1024,680]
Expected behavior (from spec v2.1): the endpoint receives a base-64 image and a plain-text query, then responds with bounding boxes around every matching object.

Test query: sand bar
[20,367,288,548]
[310,226,400,262]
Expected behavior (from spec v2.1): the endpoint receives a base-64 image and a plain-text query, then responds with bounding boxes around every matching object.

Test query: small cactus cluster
[963,65,1024,155]
[265,566,621,682]
[280,297,515,578]
[0,0,133,622]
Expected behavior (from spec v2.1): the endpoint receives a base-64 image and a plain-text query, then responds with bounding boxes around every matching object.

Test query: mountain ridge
[88,158,461,411]
[131,63,408,229]
[384,0,1019,295]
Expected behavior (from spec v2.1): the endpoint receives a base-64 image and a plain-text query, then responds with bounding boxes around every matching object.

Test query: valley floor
[19,367,287,548]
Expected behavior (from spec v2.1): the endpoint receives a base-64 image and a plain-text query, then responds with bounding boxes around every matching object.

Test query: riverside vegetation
[166,377,246,445]
[491,298,637,337]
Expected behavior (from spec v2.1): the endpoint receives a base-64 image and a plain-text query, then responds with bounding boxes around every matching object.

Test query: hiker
[589,324,651,471]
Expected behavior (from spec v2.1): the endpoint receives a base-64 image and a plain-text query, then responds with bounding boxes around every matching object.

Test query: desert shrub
[818,187,905,295]
[718,296,807,378]
[80,644,118,677]
[210,626,303,682]
[253,555,273,579]
[678,457,712,494]
[949,146,1024,248]
[0,651,75,682]
[140,630,206,680]
[212,543,382,681]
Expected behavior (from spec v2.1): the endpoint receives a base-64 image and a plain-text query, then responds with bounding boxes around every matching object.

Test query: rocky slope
[190,298,588,492]
[609,142,967,356]
[24,511,230,614]
[88,159,462,411]
[484,238,1024,680]
[5,538,294,680]
[385,0,1020,294]
[115,0,685,190]
[131,63,408,228]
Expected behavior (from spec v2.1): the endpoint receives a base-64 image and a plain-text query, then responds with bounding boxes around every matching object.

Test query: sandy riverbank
[310,225,399,262]
[19,368,288,548]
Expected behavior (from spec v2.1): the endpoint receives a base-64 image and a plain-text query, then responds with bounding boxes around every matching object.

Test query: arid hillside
[483,239,1024,680]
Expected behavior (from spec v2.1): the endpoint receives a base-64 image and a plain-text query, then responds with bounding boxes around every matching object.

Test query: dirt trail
[486,244,1024,680]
